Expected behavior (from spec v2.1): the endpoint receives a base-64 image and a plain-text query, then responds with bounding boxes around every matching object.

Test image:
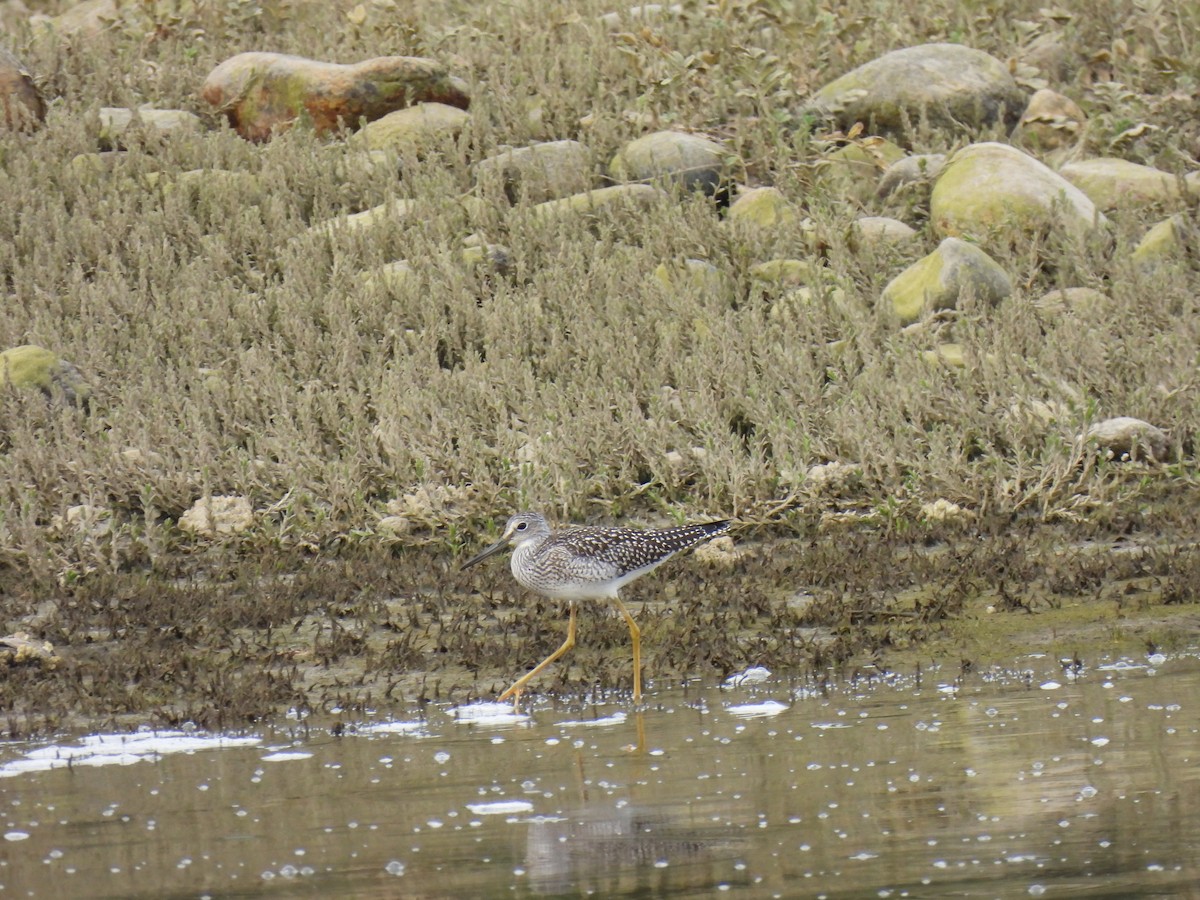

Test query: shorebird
[462,511,730,706]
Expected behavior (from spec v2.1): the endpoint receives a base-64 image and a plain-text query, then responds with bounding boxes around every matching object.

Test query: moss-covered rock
[609,130,740,199]
[818,138,907,198]
[1059,158,1193,212]
[0,345,90,405]
[346,102,470,154]
[804,43,1026,141]
[202,53,470,142]
[727,186,796,228]
[930,142,1106,245]
[1085,417,1168,462]
[882,237,1011,324]
[1130,214,1192,268]
[473,140,594,204]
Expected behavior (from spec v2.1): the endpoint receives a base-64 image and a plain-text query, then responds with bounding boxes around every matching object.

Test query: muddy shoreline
[2,519,1198,738]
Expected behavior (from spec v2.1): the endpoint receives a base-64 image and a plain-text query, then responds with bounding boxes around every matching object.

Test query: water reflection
[0,652,1198,898]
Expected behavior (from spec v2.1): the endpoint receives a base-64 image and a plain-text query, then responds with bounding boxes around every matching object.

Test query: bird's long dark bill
[461,538,509,570]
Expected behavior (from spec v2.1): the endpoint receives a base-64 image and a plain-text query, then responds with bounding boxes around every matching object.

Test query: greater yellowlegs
[461,511,731,705]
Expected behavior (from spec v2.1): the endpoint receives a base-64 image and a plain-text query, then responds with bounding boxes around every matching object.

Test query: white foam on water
[448,702,531,726]
[727,700,789,718]
[724,666,773,687]
[465,799,535,816]
[0,730,262,778]
[555,712,627,728]
[260,751,314,762]
[358,721,429,736]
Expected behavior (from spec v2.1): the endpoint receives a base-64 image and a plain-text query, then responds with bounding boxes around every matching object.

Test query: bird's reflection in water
[525,713,741,896]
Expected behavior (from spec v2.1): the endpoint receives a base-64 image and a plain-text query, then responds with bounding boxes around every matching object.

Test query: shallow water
[2,652,1199,899]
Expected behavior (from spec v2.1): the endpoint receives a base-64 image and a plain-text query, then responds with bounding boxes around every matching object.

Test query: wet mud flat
[2,519,1199,738]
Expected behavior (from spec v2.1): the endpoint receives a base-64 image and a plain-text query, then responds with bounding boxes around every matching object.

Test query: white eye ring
[516,522,527,531]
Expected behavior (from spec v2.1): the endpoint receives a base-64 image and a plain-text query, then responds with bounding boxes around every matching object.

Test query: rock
[97,107,201,149]
[0,632,59,668]
[51,504,112,538]
[310,198,419,240]
[30,0,116,36]
[598,3,684,29]
[919,343,966,368]
[1034,286,1108,318]
[851,216,917,250]
[179,495,254,536]
[608,130,739,199]
[1012,89,1086,153]
[529,183,667,224]
[0,345,90,405]
[804,43,1026,141]
[876,153,945,200]
[930,142,1107,245]
[473,140,594,203]
[1017,32,1073,83]
[201,53,470,142]
[692,535,742,568]
[1131,214,1192,268]
[346,102,470,153]
[1059,158,1192,212]
[798,460,862,495]
[818,138,907,197]
[652,258,727,294]
[920,498,972,523]
[726,186,796,227]
[749,258,820,287]
[361,244,512,293]
[0,45,45,132]
[1085,417,1168,462]
[882,237,1012,324]
[162,169,269,205]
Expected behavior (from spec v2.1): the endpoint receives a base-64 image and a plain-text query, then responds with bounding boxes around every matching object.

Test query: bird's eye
[516,522,527,531]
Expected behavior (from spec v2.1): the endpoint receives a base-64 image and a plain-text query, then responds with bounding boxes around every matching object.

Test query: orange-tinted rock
[0,46,46,132]
[200,52,470,142]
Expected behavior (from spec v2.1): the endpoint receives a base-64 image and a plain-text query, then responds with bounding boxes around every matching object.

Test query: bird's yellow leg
[499,603,577,707]
[613,597,642,703]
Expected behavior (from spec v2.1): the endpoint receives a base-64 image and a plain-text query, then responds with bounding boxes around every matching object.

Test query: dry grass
[1,0,1199,727]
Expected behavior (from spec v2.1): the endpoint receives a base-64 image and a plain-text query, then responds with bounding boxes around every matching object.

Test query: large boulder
[804,43,1026,141]
[201,53,470,142]
[930,142,1106,245]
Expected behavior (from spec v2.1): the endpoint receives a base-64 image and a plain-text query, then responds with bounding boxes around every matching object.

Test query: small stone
[727,186,796,228]
[1085,417,1168,462]
[749,259,820,287]
[377,515,412,535]
[0,45,45,132]
[529,183,667,224]
[0,345,90,406]
[693,535,742,568]
[851,216,917,250]
[818,138,907,197]
[919,343,966,368]
[97,107,201,149]
[0,632,58,668]
[882,237,1012,325]
[598,3,684,29]
[473,140,594,204]
[876,154,945,200]
[179,496,254,536]
[801,460,863,495]
[609,130,740,199]
[1013,89,1086,153]
[1131,215,1191,268]
[1034,286,1108,318]
[652,258,726,294]
[921,499,972,523]
[51,505,112,538]
[202,53,469,142]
